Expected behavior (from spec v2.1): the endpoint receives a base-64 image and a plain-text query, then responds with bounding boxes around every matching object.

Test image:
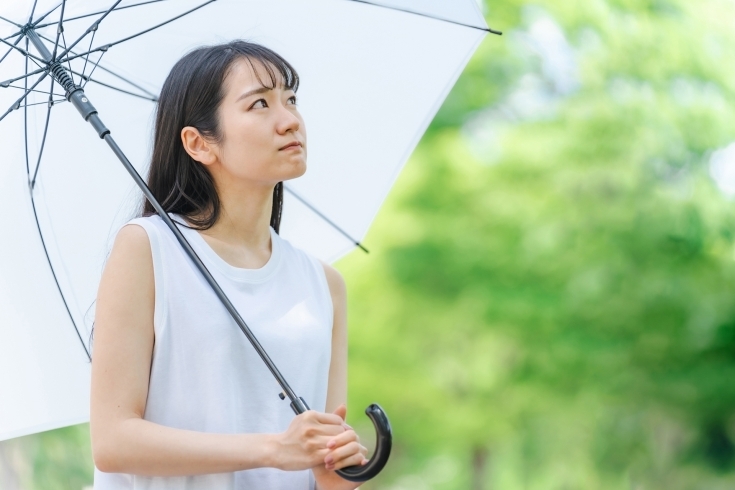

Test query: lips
[279,141,302,150]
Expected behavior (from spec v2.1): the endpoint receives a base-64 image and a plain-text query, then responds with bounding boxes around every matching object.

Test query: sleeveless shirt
[93,214,333,489]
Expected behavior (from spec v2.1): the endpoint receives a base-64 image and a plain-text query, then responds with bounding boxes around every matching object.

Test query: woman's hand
[312,404,369,490]
[274,409,347,471]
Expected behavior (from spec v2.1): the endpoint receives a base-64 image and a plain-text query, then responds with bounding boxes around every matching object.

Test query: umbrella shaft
[102,132,306,411]
[26,25,306,411]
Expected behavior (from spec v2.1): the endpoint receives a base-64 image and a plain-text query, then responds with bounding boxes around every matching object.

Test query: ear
[181,126,217,167]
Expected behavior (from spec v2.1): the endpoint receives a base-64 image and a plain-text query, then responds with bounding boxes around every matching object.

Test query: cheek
[222,121,269,160]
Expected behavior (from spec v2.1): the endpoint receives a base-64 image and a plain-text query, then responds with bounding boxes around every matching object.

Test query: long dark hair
[142,40,299,232]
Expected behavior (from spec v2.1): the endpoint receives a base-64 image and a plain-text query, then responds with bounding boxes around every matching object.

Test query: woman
[90,41,368,489]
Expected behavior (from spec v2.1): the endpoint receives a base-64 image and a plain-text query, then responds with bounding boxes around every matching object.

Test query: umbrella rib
[344,0,502,35]
[21,45,91,360]
[283,185,369,253]
[34,0,171,29]
[31,79,56,187]
[0,33,24,65]
[2,84,61,96]
[24,38,30,175]
[0,36,46,64]
[73,69,156,101]
[0,66,47,88]
[31,1,63,28]
[81,49,105,83]
[0,15,23,28]
[19,98,66,108]
[2,30,23,42]
[29,0,41,24]
[58,0,218,64]
[51,0,67,61]
[60,28,75,75]
[28,195,92,361]
[55,0,123,62]
[36,31,158,99]
[80,25,96,84]
[0,71,49,122]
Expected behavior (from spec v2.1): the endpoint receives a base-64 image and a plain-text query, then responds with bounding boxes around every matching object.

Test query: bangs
[236,47,300,93]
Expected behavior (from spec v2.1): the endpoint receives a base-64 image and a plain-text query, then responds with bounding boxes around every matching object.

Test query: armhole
[125,218,167,339]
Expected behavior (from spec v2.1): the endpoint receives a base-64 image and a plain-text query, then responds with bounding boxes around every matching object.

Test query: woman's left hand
[312,404,368,490]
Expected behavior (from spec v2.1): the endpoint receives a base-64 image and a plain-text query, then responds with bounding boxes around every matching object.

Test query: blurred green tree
[341,0,735,488]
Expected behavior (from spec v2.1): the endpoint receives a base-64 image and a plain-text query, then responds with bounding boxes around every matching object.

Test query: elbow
[93,438,121,473]
[91,426,126,473]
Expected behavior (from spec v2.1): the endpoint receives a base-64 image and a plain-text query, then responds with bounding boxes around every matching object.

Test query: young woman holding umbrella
[90,41,368,489]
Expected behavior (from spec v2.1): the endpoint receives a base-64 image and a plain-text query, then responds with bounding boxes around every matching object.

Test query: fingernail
[342,423,353,430]
[325,456,334,464]
[361,458,368,465]
[327,440,336,448]
[325,463,334,470]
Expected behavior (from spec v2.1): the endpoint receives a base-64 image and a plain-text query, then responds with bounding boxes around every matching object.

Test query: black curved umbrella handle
[335,403,392,482]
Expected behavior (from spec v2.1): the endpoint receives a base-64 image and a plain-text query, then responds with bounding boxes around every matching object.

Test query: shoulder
[319,261,346,301]
[105,220,155,278]
[114,221,153,257]
[97,222,155,318]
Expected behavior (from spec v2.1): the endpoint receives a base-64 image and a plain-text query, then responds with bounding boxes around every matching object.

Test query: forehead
[224,57,288,94]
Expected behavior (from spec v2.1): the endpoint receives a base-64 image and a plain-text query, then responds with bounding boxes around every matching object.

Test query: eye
[288,95,298,105]
[251,98,268,109]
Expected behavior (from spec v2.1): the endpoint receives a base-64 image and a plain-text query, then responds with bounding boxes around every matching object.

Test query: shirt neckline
[169,214,282,284]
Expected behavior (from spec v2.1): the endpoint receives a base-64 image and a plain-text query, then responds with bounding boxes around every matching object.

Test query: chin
[283,160,307,180]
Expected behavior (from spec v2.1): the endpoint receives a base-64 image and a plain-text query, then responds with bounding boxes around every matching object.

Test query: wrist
[264,432,284,470]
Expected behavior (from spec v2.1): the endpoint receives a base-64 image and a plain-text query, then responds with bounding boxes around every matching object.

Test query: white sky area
[709,143,735,198]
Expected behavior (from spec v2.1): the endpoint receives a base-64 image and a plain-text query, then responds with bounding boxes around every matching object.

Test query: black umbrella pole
[27,28,391,481]
[103,133,310,411]
[101,130,392,482]
[24,28,307,409]
[102,127,392,482]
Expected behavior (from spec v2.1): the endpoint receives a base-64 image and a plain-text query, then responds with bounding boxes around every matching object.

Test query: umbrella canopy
[0,0,493,442]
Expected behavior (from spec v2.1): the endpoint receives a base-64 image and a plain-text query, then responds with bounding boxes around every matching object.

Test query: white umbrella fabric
[0,0,495,455]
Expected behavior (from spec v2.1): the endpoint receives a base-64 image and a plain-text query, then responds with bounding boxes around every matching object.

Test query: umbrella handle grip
[335,403,392,482]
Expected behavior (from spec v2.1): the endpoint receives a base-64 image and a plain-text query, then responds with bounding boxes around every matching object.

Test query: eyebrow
[236,86,272,102]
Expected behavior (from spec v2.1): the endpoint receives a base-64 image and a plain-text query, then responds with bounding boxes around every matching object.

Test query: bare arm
[323,262,348,415]
[90,225,346,476]
[313,263,367,490]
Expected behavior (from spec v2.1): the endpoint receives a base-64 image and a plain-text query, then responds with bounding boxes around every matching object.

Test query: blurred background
[3,0,735,488]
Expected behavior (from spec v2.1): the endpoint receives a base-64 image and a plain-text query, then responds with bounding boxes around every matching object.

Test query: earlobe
[181,126,216,166]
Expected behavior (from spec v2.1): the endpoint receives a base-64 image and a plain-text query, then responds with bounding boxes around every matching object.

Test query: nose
[275,101,301,135]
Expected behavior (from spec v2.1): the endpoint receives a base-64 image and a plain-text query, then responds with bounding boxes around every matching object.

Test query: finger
[332,403,347,421]
[324,441,362,467]
[312,411,348,426]
[327,449,368,471]
[330,404,352,430]
[326,429,358,449]
[312,425,346,440]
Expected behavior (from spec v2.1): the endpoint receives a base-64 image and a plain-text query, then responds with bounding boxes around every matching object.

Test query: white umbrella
[0,0,496,474]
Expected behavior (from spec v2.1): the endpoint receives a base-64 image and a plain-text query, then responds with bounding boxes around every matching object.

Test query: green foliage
[0,424,92,489]
[340,0,735,488]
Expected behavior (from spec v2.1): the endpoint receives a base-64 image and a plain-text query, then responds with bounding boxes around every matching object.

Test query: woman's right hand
[274,410,348,471]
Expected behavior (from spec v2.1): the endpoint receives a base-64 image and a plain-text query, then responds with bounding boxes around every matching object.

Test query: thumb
[332,403,347,420]
[332,403,351,429]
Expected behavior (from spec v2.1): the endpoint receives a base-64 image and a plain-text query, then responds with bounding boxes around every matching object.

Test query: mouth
[279,141,303,150]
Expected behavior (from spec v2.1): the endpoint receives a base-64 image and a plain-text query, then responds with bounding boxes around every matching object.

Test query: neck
[202,178,275,251]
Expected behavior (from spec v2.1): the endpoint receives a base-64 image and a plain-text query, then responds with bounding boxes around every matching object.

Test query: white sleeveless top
[93,214,333,489]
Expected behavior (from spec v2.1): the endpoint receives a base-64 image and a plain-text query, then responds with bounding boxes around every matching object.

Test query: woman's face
[208,58,306,187]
